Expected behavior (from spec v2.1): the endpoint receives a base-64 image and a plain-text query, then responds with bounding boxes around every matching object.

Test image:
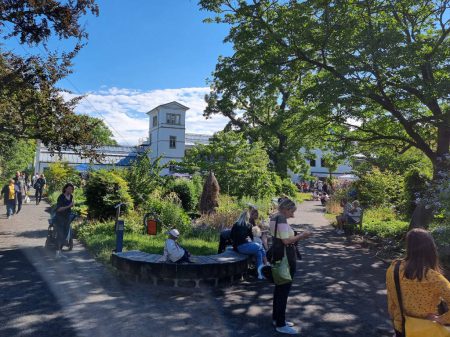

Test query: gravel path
[0,198,393,337]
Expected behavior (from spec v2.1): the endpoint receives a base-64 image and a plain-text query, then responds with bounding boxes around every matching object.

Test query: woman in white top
[269,198,312,334]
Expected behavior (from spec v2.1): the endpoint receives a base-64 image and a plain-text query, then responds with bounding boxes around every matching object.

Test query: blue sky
[4,0,233,144]
[65,0,232,92]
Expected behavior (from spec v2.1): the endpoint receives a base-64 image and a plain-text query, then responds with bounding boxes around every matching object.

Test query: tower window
[152,115,157,127]
[310,159,316,167]
[170,136,176,149]
[166,113,181,125]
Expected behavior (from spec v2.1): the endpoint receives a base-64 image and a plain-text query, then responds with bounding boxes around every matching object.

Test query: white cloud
[69,87,229,145]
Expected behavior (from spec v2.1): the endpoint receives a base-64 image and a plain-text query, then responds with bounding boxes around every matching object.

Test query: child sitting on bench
[162,229,191,263]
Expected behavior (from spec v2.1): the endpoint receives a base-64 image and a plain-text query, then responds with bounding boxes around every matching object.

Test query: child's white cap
[168,229,180,238]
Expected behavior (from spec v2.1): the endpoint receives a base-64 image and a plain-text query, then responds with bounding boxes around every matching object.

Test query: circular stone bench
[111,249,250,288]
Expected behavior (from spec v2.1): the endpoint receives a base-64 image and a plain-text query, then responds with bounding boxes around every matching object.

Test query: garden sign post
[114,202,126,253]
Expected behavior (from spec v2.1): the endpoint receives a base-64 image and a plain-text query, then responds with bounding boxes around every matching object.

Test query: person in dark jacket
[231,209,266,279]
[34,174,46,205]
[54,183,74,259]
[14,171,26,213]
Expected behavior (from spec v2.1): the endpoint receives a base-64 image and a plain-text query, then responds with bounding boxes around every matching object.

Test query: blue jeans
[6,200,15,217]
[237,242,265,269]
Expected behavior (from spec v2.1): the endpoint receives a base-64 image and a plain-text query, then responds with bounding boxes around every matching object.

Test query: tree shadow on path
[213,226,393,337]
[0,248,77,337]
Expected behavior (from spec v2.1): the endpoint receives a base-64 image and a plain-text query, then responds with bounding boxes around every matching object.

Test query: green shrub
[360,207,408,238]
[45,162,81,193]
[167,178,198,211]
[355,168,404,208]
[145,197,191,233]
[84,170,133,220]
[125,151,165,208]
[279,178,298,198]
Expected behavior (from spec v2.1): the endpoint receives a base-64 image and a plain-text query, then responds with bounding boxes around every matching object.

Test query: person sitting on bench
[162,229,191,263]
[347,200,362,226]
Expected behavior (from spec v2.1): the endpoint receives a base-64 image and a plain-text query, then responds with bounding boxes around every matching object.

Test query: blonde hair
[252,226,262,237]
[235,210,249,226]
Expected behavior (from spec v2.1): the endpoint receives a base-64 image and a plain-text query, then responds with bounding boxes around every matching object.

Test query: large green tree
[0,1,101,155]
[176,131,280,199]
[200,0,449,180]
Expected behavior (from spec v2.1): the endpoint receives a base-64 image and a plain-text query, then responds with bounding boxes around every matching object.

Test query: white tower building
[146,101,189,174]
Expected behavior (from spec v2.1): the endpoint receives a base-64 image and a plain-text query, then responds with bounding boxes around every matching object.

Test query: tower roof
[146,101,189,114]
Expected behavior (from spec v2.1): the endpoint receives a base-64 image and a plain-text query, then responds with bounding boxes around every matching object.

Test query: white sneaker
[55,251,67,259]
[257,265,265,280]
[275,325,299,334]
[273,320,295,327]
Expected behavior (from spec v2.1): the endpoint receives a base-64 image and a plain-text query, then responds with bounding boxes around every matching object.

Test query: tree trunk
[409,201,434,230]
[273,133,288,178]
[409,126,449,229]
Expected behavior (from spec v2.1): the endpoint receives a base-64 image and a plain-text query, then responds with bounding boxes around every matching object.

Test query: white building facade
[34,101,352,178]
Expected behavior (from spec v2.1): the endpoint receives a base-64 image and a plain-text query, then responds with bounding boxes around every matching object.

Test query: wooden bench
[111,249,250,288]
[344,210,364,234]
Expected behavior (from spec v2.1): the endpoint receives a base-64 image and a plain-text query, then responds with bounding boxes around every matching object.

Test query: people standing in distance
[34,174,46,205]
[54,183,74,259]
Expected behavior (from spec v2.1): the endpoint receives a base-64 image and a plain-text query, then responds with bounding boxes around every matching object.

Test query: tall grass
[74,218,219,263]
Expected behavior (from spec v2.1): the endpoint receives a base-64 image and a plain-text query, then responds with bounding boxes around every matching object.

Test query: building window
[169,164,176,173]
[152,115,157,127]
[320,158,326,168]
[166,113,181,125]
[310,159,316,167]
[169,136,176,149]
[149,134,152,145]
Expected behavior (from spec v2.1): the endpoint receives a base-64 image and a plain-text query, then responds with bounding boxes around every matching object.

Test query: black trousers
[35,189,43,204]
[272,246,297,327]
[15,193,22,213]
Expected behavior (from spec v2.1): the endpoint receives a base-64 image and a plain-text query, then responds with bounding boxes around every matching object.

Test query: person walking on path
[34,174,46,205]
[386,228,450,337]
[14,171,26,213]
[54,183,74,259]
[269,198,313,334]
[2,179,17,219]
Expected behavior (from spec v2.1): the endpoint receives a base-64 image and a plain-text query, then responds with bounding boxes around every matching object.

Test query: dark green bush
[355,168,404,208]
[403,168,431,216]
[145,198,191,233]
[84,170,133,220]
[167,179,198,211]
[279,178,298,197]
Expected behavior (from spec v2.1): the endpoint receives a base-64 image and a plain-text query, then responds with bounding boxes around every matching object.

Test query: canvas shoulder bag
[268,216,292,285]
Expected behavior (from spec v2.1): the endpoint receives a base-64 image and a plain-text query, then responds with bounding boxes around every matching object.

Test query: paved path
[0,199,393,337]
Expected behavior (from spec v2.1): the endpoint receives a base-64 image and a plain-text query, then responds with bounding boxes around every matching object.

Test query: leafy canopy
[0,1,104,156]
[176,131,280,199]
[200,0,449,178]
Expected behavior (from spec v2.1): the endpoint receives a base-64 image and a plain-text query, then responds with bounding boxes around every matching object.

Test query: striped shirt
[269,214,295,240]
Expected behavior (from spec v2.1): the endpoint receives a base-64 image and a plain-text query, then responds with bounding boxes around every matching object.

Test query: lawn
[74,219,219,263]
